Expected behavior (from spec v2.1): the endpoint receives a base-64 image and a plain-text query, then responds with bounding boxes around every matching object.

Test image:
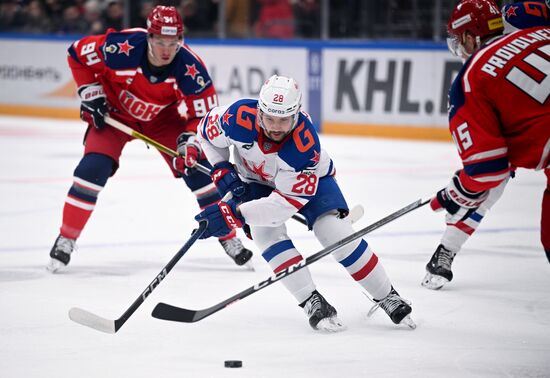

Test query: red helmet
[447,0,503,57]
[448,0,503,40]
[146,6,184,37]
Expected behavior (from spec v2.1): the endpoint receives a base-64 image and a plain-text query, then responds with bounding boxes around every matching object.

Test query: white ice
[0,116,548,378]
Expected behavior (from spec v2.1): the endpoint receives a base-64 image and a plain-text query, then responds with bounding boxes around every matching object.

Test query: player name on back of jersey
[481,27,550,77]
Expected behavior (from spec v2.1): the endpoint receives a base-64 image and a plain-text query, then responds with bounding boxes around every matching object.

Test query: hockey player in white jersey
[189,75,415,331]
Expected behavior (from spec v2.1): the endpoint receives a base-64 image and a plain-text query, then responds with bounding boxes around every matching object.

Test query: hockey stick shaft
[104,115,310,225]
[151,198,429,323]
[68,220,208,333]
[105,115,210,175]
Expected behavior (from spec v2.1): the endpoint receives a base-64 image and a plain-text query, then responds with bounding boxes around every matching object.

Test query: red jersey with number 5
[67,28,217,131]
[448,26,550,192]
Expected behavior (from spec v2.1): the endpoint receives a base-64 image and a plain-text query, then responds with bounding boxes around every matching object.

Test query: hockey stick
[104,115,211,174]
[151,198,430,323]
[104,115,310,226]
[68,220,208,333]
[289,204,364,226]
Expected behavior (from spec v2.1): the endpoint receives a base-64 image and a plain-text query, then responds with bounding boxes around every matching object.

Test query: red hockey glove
[431,171,488,224]
[78,83,107,129]
[172,132,202,176]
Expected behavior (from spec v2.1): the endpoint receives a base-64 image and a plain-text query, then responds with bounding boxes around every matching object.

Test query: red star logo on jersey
[310,150,321,165]
[185,64,199,79]
[222,112,233,125]
[506,5,518,18]
[243,159,273,181]
[117,40,134,56]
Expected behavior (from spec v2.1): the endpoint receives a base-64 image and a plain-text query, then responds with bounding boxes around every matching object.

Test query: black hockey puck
[224,360,242,368]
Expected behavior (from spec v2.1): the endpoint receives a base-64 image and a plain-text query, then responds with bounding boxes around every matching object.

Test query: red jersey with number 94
[448,26,550,193]
[67,28,217,130]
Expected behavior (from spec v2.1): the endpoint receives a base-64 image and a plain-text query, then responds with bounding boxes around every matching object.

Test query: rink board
[0,35,458,140]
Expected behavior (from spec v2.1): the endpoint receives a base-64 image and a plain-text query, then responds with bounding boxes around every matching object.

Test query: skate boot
[368,287,416,329]
[300,290,346,332]
[422,244,456,290]
[219,237,253,267]
[47,235,76,273]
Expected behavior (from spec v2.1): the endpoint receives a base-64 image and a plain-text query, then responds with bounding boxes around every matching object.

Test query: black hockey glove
[78,83,107,130]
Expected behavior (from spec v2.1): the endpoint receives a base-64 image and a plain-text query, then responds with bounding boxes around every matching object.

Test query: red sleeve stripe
[274,190,305,210]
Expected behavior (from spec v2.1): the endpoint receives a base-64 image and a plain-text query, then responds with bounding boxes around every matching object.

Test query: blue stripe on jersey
[262,240,295,262]
[464,157,509,176]
[448,64,468,121]
[67,44,83,66]
[470,212,483,222]
[338,239,368,267]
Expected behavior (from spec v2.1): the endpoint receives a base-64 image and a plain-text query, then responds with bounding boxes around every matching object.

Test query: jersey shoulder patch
[103,31,147,69]
[279,113,321,171]
[174,45,213,95]
[221,99,259,144]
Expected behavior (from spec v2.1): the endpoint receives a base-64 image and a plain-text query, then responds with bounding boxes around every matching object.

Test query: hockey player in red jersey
[47,6,253,272]
[423,0,550,289]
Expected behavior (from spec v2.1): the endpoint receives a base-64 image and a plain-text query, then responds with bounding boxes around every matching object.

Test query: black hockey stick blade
[68,220,207,333]
[152,198,429,323]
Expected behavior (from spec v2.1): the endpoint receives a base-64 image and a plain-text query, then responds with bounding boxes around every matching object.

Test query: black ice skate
[219,237,253,268]
[300,290,345,332]
[47,235,76,273]
[422,244,457,290]
[367,287,416,329]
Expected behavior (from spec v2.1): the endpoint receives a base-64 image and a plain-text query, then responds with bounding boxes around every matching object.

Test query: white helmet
[257,75,302,131]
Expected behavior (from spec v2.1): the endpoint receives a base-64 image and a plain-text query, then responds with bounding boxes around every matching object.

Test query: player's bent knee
[74,153,115,186]
[251,224,289,252]
[313,210,361,258]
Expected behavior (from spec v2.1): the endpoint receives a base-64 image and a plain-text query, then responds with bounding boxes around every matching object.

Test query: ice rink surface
[0,116,548,378]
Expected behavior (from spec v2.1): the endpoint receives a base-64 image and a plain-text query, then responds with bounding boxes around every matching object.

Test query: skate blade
[316,316,347,333]
[421,272,449,290]
[400,315,417,330]
[46,258,66,273]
